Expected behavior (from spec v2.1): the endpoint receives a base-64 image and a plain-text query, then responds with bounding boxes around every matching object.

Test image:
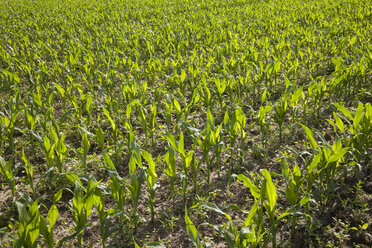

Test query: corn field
[0,0,371,247]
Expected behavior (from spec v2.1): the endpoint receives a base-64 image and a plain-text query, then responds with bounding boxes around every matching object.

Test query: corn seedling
[142,150,158,221]
[39,189,63,248]
[0,156,17,198]
[70,177,100,247]
[14,200,40,248]
[273,94,288,142]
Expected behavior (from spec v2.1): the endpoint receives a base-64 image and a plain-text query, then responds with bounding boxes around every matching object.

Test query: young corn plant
[95,126,105,151]
[257,104,273,148]
[238,170,288,248]
[164,145,177,207]
[142,150,158,222]
[273,94,288,142]
[39,189,63,248]
[182,89,200,121]
[301,124,350,204]
[103,152,128,235]
[70,177,100,247]
[43,126,68,174]
[164,97,174,131]
[330,102,371,164]
[41,135,55,173]
[261,170,280,247]
[191,201,246,248]
[14,200,40,248]
[289,86,304,123]
[215,77,227,109]
[54,133,68,173]
[128,133,145,230]
[281,157,311,237]
[76,131,90,169]
[180,124,204,195]
[235,107,247,166]
[224,109,238,165]
[199,78,212,109]
[94,188,116,248]
[83,93,94,126]
[137,103,150,147]
[318,140,350,203]
[21,151,35,197]
[178,131,194,202]
[173,98,183,127]
[149,102,158,148]
[102,107,120,163]
[24,107,38,156]
[168,131,197,195]
[307,78,328,121]
[197,110,223,185]
[2,95,20,153]
[0,156,17,199]
[185,206,203,248]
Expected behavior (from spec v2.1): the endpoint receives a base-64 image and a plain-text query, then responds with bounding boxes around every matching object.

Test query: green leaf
[22,150,33,179]
[262,169,277,213]
[180,69,187,82]
[178,131,185,157]
[224,110,230,126]
[307,152,321,174]
[65,172,81,185]
[102,107,116,131]
[185,151,194,170]
[126,104,132,120]
[143,151,157,188]
[353,103,364,131]
[237,174,260,199]
[299,196,311,205]
[103,152,116,171]
[281,157,290,182]
[95,127,104,148]
[165,132,178,151]
[361,223,368,230]
[29,200,40,245]
[39,216,50,246]
[277,210,290,222]
[333,103,352,120]
[185,206,201,247]
[16,202,27,224]
[129,155,137,176]
[333,113,345,133]
[301,124,319,149]
[54,189,63,203]
[32,92,42,107]
[48,205,59,230]
[134,241,141,248]
[197,202,226,216]
[174,99,181,114]
[274,60,281,73]
[206,109,214,128]
[244,200,258,226]
[236,107,246,128]
[261,89,268,105]
[328,147,349,164]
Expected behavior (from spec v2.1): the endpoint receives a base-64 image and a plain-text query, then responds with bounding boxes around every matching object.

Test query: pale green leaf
[237,174,260,199]
[262,169,277,213]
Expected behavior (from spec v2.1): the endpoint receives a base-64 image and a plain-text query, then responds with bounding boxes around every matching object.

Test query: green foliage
[0,0,370,246]
[14,200,40,248]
